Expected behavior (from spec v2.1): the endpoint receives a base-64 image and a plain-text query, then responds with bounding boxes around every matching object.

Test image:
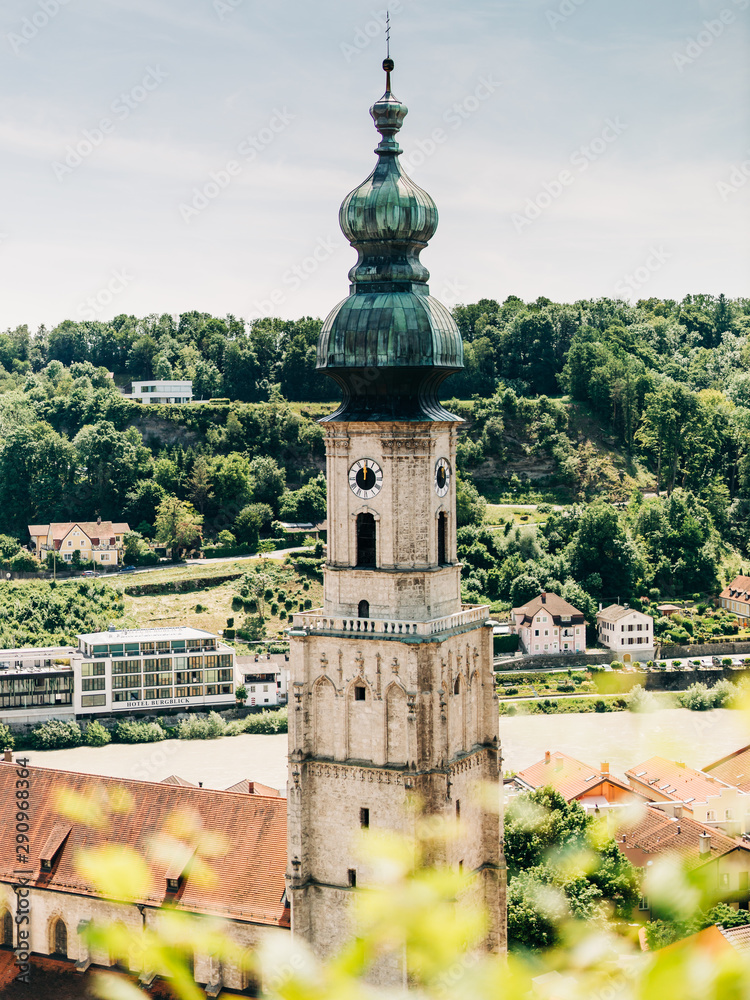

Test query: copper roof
[616,804,740,868]
[516,751,631,802]
[0,762,287,926]
[626,756,734,805]
[720,575,750,602]
[703,745,750,793]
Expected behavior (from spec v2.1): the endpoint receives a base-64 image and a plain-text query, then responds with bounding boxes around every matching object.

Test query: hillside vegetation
[0,293,746,635]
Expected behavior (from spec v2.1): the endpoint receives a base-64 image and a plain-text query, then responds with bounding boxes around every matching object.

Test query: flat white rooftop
[0,646,74,657]
[78,626,218,643]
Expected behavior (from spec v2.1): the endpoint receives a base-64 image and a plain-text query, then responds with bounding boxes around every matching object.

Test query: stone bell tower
[286,58,506,973]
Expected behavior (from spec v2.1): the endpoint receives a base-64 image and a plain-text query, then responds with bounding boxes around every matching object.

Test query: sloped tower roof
[318,59,463,422]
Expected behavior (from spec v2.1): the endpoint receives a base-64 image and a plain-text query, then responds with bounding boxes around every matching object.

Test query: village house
[616,804,750,919]
[28,519,130,567]
[513,750,642,815]
[511,592,586,655]
[596,604,655,662]
[0,758,288,995]
[625,756,750,836]
[718,575,750,622]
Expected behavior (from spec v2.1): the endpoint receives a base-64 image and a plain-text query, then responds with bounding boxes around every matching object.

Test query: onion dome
[318,59,463,422]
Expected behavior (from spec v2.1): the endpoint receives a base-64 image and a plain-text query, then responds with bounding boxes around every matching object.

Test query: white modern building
[73,626,238,714]
[126,380,193,404]
[0,647,75,724]
[596,604,655,662]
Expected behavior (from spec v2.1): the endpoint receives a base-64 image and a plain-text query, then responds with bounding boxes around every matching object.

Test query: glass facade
[0,672,73,709]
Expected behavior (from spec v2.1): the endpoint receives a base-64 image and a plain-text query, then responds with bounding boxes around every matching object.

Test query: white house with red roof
[596,604,655,662]
[0,757,288,995]
[719,575,750,622]
[511,592,587,655]
[28,519,130,566]
[626,756,750,836]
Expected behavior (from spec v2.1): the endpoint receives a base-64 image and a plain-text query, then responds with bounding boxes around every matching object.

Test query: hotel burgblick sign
[113,697,191,711]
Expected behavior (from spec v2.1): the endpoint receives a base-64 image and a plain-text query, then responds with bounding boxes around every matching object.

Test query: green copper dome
[318,60,463,422]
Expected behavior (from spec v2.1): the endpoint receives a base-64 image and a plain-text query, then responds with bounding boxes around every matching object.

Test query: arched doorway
[358,600,370,619]
[356,514,376,567]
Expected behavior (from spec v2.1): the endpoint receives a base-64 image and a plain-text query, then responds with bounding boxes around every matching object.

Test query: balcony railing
[290,604,490,637]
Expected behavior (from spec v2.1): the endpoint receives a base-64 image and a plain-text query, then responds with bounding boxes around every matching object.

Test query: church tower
[286,58,505,972]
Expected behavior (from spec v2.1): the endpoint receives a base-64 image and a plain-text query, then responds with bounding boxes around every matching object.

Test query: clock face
[349,459,383,500]
[435,458,451,497]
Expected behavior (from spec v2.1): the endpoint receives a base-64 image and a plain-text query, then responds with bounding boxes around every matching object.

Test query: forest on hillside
[0,292,748,622]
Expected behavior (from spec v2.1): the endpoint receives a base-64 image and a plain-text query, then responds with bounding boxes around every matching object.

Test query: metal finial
[382,11,394,92]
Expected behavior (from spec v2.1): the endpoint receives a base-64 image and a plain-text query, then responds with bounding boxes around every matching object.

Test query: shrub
[0,723,14,750]
[594,700,607,712]
[628,686,657,713]
[32,719,83,750]
[177,716,211,739]
[195,603,207,613]
[242,707,288,734]
[505,687,518,695]
[711,679,737,707]
[672,660,681,669]
[722,658,733,667]
[115,720,166,743]
[85,721,111,747]
[610,661,623,670]
[206,711,226,738]
[678,683,714,711]
[224,628,236,640]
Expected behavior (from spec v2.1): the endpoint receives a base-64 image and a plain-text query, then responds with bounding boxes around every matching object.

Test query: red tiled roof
[512,592,586,625]
[720,923,750,953]
[720,576,750,602]
[27,521,131,541]
[626,756,733,805]
[0,762,287,927]
[703,745,750,793]
[616,804,740,868]
[516,751,631,802]
[225,779,282,797]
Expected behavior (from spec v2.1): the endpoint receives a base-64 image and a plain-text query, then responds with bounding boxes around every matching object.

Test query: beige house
[28,519,129,566]
[719,575,750,622]
[511,592,587,655]
[596,604,655,662]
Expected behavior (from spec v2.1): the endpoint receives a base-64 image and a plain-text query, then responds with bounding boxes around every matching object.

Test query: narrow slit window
[348,869,357,888]
[360,807,370,828]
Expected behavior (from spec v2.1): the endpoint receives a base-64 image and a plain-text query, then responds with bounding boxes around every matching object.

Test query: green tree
[455,473,486,527]
[234,503,274,548]
[154,497,203,558]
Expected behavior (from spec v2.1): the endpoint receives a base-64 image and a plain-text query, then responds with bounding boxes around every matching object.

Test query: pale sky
[0,0,747,331]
